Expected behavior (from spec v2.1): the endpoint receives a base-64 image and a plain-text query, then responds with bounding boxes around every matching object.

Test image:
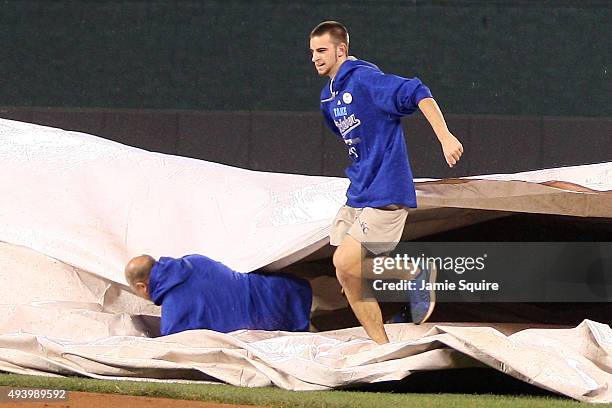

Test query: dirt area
[3,391,258,408]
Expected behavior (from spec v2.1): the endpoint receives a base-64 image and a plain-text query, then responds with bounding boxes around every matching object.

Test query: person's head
[309,21,349,78]
[124,254,156,300]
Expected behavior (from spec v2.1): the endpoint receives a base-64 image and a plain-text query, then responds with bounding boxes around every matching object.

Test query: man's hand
[417,98,464,168]
[438,131,463,168]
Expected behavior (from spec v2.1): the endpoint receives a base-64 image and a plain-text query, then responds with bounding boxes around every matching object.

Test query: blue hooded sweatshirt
[148,255,312,336]
[320,59,433,208]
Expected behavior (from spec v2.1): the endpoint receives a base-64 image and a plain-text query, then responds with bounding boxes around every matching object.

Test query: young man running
[309,21,463,344]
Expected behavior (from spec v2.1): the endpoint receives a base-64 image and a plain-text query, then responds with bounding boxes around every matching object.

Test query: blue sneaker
[385,260,437,324]
[409,260,437,324]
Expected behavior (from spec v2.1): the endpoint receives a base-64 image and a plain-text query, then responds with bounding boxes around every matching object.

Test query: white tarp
[0,118,349,282]
[1,118,611,402]
[1,240,611,402]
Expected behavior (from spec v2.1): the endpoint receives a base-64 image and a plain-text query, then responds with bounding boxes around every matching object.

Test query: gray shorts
[329,205,410,255]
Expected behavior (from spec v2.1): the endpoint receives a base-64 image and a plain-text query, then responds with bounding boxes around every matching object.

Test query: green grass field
[0,372,585,407]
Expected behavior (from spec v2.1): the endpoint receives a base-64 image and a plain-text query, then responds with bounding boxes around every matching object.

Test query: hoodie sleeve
[321,105,341,137]
[359,69,433,117]
[159,294,189,336]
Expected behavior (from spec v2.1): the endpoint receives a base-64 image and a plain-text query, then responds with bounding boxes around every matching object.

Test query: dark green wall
[2,1,610,116]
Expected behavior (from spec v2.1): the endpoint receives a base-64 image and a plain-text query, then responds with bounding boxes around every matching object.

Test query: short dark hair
[310,21,349,49]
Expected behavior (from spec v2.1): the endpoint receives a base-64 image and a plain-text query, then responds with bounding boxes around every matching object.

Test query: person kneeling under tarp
[124,254,312,336]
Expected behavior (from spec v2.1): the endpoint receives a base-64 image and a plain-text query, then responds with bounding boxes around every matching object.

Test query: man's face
[310,33,344,78]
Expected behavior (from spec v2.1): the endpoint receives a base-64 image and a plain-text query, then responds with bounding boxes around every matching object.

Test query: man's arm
[418,97,463,168]
[321,107,341,137]
[358,69,463,166]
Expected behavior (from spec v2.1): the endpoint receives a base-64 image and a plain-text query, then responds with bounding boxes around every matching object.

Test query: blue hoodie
[320,59,433,208]
[148,255,312,336]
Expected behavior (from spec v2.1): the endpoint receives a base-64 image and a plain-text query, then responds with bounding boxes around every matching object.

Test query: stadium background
[0,2,610,403]
[1,0,610,178]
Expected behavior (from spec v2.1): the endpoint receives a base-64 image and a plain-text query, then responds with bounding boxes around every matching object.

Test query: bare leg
[333,235,389,344]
